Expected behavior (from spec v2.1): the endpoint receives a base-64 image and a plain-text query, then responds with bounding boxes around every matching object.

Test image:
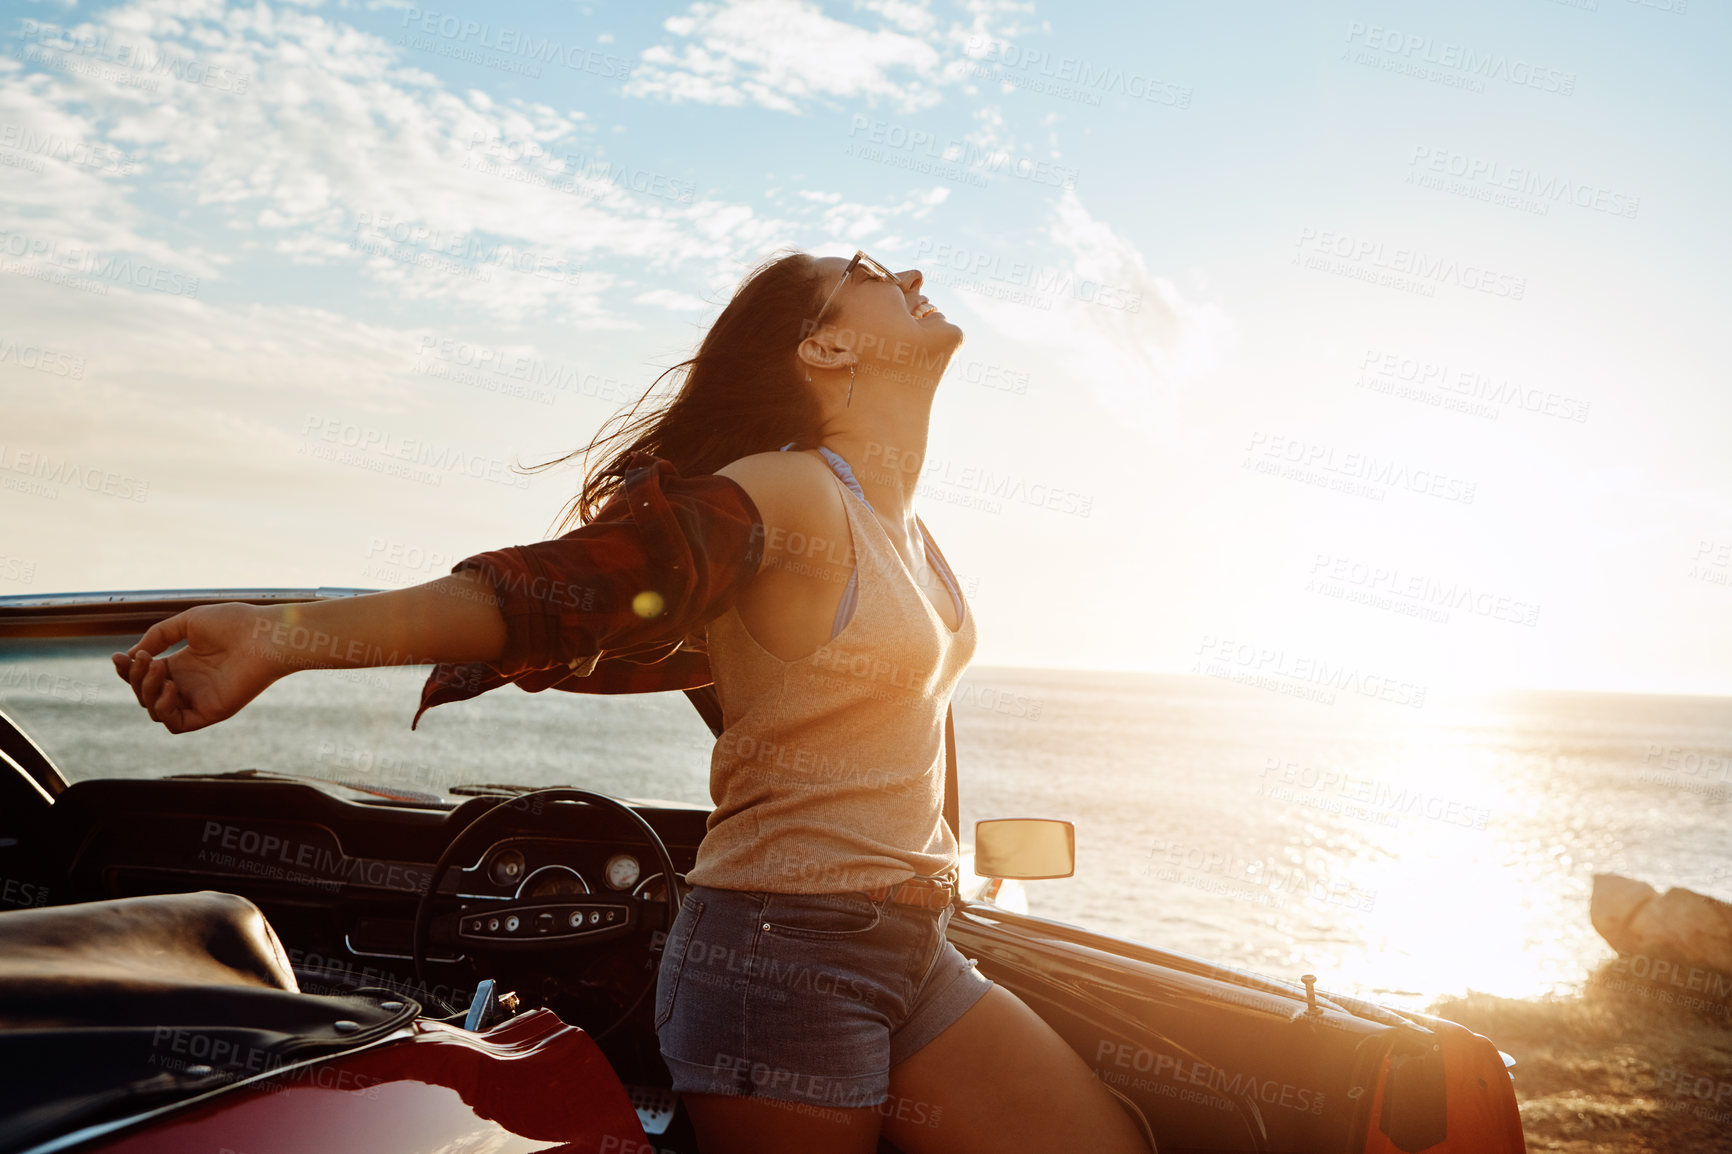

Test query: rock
[1591,873,1732,975]
[1590,874,1658,954]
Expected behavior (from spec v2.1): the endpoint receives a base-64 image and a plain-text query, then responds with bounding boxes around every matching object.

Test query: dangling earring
[846,363,855,407]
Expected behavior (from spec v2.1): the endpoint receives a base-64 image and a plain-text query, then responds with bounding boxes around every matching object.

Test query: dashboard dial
[488,848,527,888]
[605,854,641,891]
[516,864,589,899]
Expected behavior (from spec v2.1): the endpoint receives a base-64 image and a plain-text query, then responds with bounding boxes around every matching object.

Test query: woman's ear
[795,336,816,382]
[796,332,847,377]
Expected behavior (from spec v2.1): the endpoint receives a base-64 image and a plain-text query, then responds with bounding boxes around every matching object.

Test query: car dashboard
[31,775,710,1015]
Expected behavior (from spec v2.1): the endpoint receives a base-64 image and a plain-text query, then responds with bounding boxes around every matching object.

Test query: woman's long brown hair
[526,248,829,533]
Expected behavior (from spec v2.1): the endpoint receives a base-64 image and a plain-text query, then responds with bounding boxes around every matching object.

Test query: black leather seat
[0,890,299,1027]
[0,891,417,1153]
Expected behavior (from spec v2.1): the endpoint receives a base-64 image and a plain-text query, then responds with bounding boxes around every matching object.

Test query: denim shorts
[653,882,995,1109]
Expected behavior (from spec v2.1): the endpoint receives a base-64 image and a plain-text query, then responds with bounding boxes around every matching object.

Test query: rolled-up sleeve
[411,452,763,728]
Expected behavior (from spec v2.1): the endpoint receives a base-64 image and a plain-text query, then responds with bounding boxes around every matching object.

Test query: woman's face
[806,254,963,382]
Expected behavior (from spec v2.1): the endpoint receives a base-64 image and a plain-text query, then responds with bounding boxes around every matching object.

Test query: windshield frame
[0,588,383,798]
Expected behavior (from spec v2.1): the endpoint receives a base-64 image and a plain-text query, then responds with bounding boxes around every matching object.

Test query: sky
[0,0,1727,696]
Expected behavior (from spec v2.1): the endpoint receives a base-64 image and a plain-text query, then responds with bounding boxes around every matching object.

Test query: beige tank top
[684,461,978,894]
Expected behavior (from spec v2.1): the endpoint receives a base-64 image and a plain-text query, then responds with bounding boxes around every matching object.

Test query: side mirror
[973,819,1075,880]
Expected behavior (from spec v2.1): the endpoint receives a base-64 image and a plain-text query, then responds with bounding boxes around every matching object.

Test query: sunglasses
[812,250,898,325]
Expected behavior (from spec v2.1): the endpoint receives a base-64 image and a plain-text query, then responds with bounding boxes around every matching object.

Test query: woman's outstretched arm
[112,451,768,735]
[111,570,507,734]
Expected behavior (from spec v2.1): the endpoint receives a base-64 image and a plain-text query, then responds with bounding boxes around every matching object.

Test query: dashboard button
[537,912,554,934]
[505,915,520,933]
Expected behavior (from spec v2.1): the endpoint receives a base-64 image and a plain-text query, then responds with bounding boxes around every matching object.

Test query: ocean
[5,638,1729,1012]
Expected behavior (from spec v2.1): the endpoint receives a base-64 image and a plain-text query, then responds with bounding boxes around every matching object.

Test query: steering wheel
[411,787,684,1040]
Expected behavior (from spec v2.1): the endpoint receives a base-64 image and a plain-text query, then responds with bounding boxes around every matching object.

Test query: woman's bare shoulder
[715,450,839,534]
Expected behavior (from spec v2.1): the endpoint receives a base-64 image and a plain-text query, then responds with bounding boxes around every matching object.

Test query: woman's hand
[111,604,288,734]
[106,575,509,734]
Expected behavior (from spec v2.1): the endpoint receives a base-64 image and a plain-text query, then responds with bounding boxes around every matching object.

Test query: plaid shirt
[411,451,764,730]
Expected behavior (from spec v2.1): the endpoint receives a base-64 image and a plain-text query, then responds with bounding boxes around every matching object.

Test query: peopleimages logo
[1243,430,1477,505]
[298,416,531,490]
[1094,1041,1325,1115]
[0,122,139,176]
[961,36,1193,109]
[463,133,697,204]
[911,240,1141,313]
[17,20,251,93]
[349,212,583,286]
[1307,553,1540,627]
[413,336,637,403]
[1342,21,1577,95]
[1193,633,1427,709]
[846,116,1079,189]
[0,228,200,298]
[0,444,149,502]
[398,9,635,79]
[198,820,432,895]
[1293,227,1525,300]
[1356,348,1590,424]
[0,335,85,379]
[1407,146,1640,219]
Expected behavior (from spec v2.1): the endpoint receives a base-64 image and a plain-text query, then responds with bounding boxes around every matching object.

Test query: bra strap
[780,442,859,639]
[777,441,964,629]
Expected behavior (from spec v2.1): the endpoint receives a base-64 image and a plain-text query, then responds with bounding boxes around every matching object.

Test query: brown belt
[864,874,956,911]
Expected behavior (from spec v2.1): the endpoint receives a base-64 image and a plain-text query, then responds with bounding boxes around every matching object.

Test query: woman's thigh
[881,984,1152,1154]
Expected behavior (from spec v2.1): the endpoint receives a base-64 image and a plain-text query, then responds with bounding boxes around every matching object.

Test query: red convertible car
[0,589,1526,1154]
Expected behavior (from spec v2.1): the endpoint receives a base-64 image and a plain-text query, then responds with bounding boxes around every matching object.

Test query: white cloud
[0,75,228,280]
[625,0,951,114]
[0,0,833,327]
[963,102,1018,153]
[852,0,937,36]
[620,0,1046,115]
[949,188,1232,440]
[0,0,962,585]
[794,183,953,247]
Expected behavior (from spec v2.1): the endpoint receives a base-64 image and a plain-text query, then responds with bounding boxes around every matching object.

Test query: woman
[111,250,1152,1154]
